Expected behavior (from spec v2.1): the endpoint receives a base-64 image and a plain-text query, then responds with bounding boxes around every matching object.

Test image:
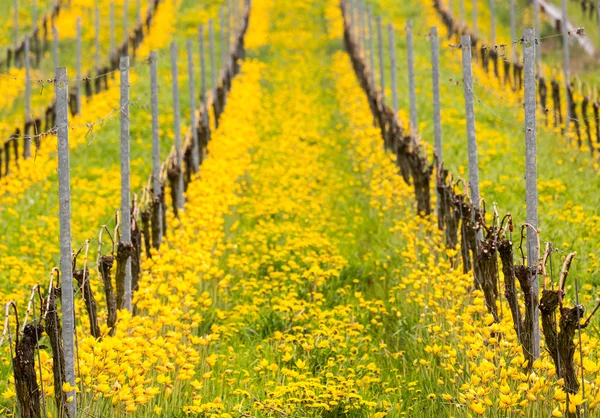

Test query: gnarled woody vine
[340,1,599,410]
[0,0,162,180]
[5,3,253,418]
[432,0,600,156]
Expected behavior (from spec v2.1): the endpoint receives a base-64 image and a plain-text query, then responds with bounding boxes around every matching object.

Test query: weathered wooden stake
[150,51,162,244]
[490,0,496,46]
[220,7,228,108]
[388,23,398,115]
[368,7,375,88]
[33,0,37,30]
[377,15,385,102]
[24,38,31,159]
[76,17,82,114]
[349,0,354,35]
[510,0,516,62]
[170,43,184,211]
[359,0,366,57]
[461,35,481,231]
[95,6,100,73]
[209,19,219,122]
[55,66,77,418]
[124,0,129,55]
[357,0,367,60]
[200,24,208,113]
[354,0,360,53]
[353,0,359,42]
[355,0,361,50]
[406,20,417,132]
[431,26,442,161]
[534,0,542,75]
[120,56,132,312]
[226,0,231,59]
[523,27,540,360]
[110,2,115,59]
[232,0,238,34]
[561,0,571,131]
[187,39,199,172]
[472,0,478,35]
[13,0,19,52]
[220,6,226,71]
[53,25,59,70]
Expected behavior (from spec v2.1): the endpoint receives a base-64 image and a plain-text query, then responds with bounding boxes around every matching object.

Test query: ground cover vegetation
[1,0,600,417]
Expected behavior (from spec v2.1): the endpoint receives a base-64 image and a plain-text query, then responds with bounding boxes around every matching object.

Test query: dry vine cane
[498,219,541,371]
[539,251,600,417]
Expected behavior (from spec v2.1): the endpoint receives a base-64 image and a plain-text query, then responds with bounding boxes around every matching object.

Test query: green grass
[0,1,158,140]
[0,1,598,416]
[448,0,600,85]
[365,0,600,294]
[0,0,230,297]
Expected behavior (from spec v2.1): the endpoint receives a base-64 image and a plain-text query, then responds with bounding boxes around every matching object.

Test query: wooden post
[349,0,354,36]
[120,56,132,311]
[431,27,442,161]
[150,51,162,243]
[461,34,482,235]
[200,24,208,116]
[55,66,77,418]
[388,23,398,115]
[53,25,59,70]
[510,0,516,62]
[360,0,367,57]
[95,6,100,73]
[124,0,129,55]
[406,20,417,132]
[110,2,115,59]
[187,39,199,172]
[561,0,571,131]
[226,0,231,59]
[220,6,226,71]
[170,42,184,211]
[209,19,219,122]
[33,0,37,30]
[523,27,540,361]
[13,0,19,52]
[472,0,478,35]
[76,17,82,114]
[534,0,542,75]
[24,38,31,159]
[377,15,385,102]
[368,6,375,88]
[490,0,496,46]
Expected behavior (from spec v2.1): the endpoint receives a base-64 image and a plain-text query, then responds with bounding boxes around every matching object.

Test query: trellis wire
[170,42,184,211]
